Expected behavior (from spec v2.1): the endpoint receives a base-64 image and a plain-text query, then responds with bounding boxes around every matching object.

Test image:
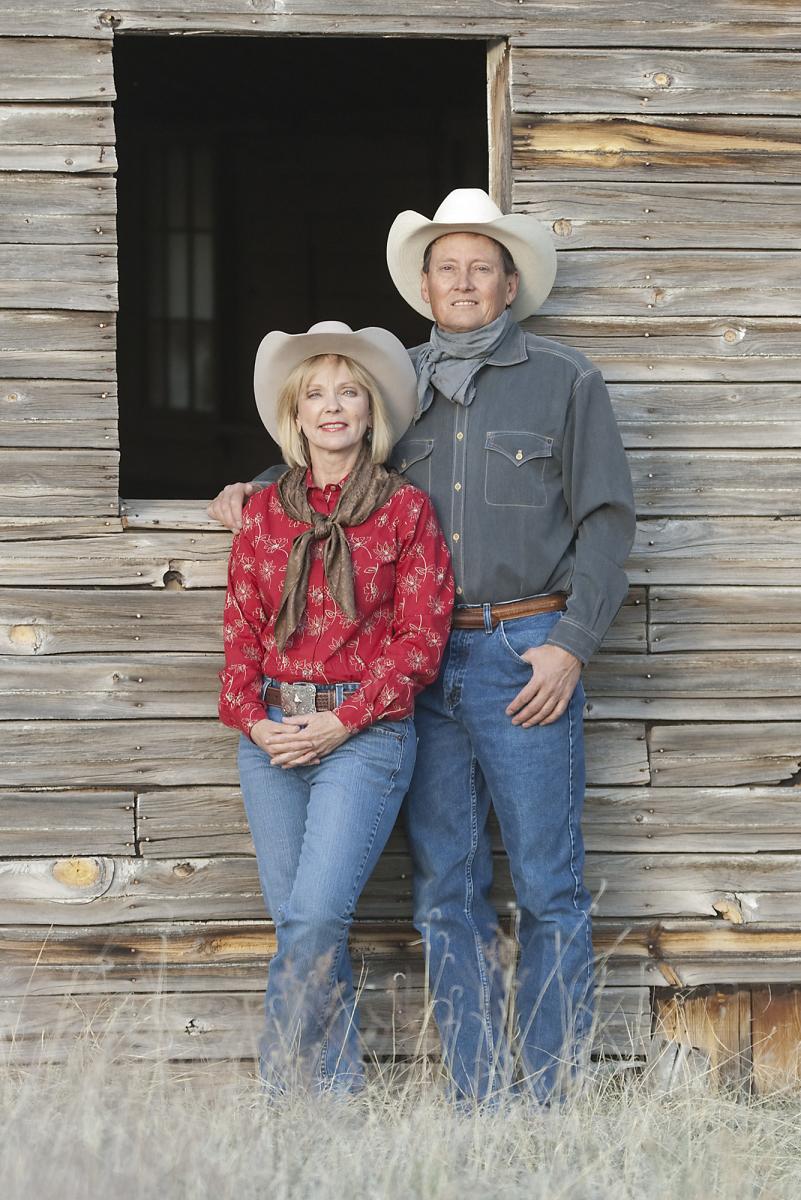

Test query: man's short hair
[422,234,517,277]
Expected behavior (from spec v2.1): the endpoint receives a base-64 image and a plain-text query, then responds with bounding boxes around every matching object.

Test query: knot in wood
[552,218,573,238]
[173,861,196,879]
[652,72,672,88]
[53,858,101,888]
[8,624,43,653]
[162,569,185,590]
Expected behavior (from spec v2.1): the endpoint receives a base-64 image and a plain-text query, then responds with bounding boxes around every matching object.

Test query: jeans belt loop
[482,602,493,635]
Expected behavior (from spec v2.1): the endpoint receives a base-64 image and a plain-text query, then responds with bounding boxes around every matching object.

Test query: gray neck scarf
[416,309,511,415]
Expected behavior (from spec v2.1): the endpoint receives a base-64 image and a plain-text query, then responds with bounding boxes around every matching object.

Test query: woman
[218,321,454,1096]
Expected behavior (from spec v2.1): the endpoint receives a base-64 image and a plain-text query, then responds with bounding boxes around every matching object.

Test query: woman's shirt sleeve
[218,524,269,736]
[335,491,454,732]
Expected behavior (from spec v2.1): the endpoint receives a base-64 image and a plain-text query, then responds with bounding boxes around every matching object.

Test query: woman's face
[295,356,371,462]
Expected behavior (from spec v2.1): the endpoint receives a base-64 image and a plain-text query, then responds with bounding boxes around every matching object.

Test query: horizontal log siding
[1,5,800,1071]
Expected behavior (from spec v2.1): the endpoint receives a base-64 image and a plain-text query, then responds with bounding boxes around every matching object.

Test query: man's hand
[207,481,263,532]
[506,643,582,728]
[250,711,350,768]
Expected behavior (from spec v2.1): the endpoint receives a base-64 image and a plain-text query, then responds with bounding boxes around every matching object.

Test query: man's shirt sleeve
[547,369,636,664]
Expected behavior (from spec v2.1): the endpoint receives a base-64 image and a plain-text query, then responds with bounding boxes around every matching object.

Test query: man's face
[420,232,519,333]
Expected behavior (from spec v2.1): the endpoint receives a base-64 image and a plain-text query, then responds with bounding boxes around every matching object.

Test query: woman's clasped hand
[248,710,349,767]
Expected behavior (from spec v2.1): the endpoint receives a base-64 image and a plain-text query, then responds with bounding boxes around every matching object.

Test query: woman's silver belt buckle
[280,681,318,716]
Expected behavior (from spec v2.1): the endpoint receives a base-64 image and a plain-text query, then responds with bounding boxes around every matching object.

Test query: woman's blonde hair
[275,354,394,468]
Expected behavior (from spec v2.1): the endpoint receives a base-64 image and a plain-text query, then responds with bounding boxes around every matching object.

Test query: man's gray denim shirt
[389,320,635,665]
[254,319,635,665]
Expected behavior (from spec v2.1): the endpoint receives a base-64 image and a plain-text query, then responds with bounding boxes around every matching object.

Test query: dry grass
[2,1015,801,1200]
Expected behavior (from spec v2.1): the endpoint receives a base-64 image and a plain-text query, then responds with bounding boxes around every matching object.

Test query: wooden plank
[0,310,114,352]
[0,213,116,245]
[0,517,122,539]
[487,39,511,214]
[525,317,801,383]
[137,784,801,858]
[0,39,114,101]
[514,182,801,251]
[584,650,801,721]
[6,920,801,995]
[6,521,798,589]
[0,0,800,45]
[120,499,227,530]
[0,174,115,245]
[0,652,222,719]
[649,723,801,786]
[1,850,797,925]
[0,587,641,657]
[610,384,801,449]
[3,0,801,44]
[654,988,751,1090]
[0,145,116,173]
[0,104,114,146]
[0,989,435,1060]
[0,531,232,587]
[0,720,241,788]
[0,245,118,310]
[629,450,801,516]
[0,719,648,788]
[0,983,649,1063]
[512,114,801,182]
[751,987,801,1094]
[0,589,224,654]
[545,251,801,317]
[0,381,117,448]
[0,790,134,854]
[630,518,801,585]
[0,350,116,380]
[0,449,118,518]
[513,49,801,115]
[651,587,801,650]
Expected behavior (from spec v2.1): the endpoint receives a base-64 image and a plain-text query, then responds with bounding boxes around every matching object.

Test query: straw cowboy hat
[386,187,557,322]
[253,321,418,445]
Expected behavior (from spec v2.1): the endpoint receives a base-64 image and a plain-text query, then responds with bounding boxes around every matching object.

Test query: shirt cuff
[546,617,599,666]
[334,691,373,733]
[241,703,268,737]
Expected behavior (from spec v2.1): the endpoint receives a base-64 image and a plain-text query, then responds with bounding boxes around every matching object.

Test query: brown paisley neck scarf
[273,443,406,650]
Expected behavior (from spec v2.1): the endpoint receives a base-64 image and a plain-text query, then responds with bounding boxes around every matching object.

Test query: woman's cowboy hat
[253,321,418,445]
[386,188,557,322]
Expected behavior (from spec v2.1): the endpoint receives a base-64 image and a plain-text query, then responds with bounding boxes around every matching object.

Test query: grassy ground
[3,1031,800,1200]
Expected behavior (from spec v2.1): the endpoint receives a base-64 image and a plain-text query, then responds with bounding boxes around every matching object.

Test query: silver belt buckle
[280,681,317,716]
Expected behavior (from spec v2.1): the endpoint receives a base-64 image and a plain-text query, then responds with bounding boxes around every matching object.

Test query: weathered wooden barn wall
[1,2,801,1087]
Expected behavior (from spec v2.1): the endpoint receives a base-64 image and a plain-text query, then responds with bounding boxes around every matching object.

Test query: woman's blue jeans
[404,609,593,1105]
[238,699,415,1094]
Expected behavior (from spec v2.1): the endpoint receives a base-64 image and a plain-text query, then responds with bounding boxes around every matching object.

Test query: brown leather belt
[264,684,339,713]
[451,592,567,630]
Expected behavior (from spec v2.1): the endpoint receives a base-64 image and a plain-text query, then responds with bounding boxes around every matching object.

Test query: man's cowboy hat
[254,321,418,445]
[386,187,557,322]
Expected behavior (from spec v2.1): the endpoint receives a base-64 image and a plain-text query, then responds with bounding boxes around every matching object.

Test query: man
[209,188,636,1104]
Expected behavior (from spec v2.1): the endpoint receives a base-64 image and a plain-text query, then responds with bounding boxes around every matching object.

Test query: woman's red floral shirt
[218,472,454,736]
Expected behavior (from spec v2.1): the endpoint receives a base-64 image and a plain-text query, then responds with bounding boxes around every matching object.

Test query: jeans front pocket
[496,611,563,666]
[484,430,553,508]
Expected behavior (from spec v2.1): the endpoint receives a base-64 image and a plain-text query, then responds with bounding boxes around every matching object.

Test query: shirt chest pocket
[484,430,553,508]
[392,437,434,494]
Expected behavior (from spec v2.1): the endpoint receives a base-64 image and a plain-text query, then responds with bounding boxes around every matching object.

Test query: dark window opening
[114,37,488,498]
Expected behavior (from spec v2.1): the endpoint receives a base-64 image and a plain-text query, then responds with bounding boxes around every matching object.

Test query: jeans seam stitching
[567,693,593,1001]
[462,752,495,1075]
[317,724,409,1083]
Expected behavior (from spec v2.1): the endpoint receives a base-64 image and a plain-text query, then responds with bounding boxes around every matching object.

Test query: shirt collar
[485,319,528,368]
[305,466,347,493]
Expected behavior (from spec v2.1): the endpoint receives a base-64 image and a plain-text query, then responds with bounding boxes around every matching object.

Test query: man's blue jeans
[238,696,415,1094]
[405,609,593,1104]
